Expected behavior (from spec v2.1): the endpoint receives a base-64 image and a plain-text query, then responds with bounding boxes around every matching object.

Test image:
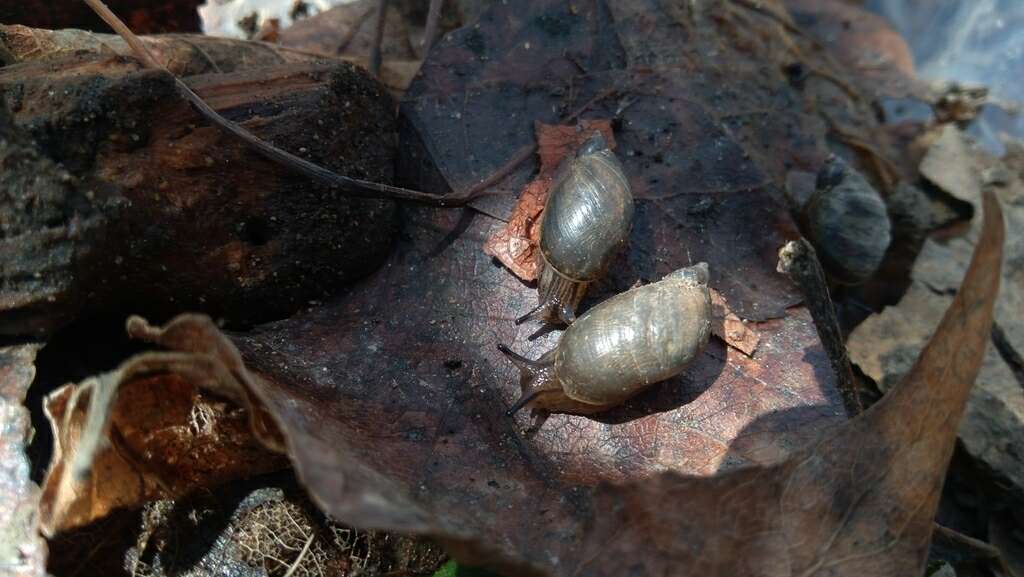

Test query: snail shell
[804,156,891,284]
[500,263,712,415]
[518,131,634,325]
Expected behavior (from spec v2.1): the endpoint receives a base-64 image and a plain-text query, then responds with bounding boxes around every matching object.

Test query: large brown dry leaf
[217,1,994,572]
[53,188,1002,575]
[39,316,287,535]
[0,344,46,577]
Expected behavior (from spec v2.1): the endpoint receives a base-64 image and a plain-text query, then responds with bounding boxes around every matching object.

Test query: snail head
[497,344,561,416]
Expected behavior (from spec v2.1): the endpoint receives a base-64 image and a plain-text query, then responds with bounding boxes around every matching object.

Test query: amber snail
[517,131,635,325]
[500,262,712,415]
[803,156,891,284]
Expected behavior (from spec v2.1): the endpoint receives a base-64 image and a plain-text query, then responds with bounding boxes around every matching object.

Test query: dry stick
[369,0,389,77]
[422,0,444,54]
[82,0,500,208]
[932,523,1017,576]
[777,239,863,416]
[461,87,622,198]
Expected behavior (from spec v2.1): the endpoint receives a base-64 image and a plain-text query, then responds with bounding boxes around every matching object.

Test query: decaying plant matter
[3,0,1023,576]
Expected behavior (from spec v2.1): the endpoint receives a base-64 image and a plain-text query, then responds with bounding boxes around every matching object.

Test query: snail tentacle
[497,344,562,416]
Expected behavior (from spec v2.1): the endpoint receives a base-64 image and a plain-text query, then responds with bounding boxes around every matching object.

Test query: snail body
[518,132,634,325]
[803,156,891,284]
[500,263,712,415]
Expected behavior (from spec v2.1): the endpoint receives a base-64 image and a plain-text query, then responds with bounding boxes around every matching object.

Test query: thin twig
[369,0,389,77]
[778,239,863,416]
[81,0,500,207]
[460,87,621,205]
[422,0,444,54]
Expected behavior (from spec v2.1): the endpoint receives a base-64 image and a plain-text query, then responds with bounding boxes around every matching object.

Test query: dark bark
[0,54,398,337]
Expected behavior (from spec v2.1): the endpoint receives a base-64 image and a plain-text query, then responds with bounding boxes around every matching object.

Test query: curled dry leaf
[851,128,1024,498]
[39,315,286,535]
[482,120,615,281]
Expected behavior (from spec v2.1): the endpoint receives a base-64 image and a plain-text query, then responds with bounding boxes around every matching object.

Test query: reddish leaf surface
[211,0,929,573]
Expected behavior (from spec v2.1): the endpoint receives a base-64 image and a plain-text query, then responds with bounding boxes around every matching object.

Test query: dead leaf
[0,344,47,577]
[39,315,287,535]
[709,288,761,357]
[482,120,615,281]
[919,124,984,204]
[67,186,999,575]
[851,127,1024,500]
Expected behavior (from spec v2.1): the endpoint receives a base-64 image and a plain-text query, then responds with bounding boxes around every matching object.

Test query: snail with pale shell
[500,263,713,415]
[518,131,634,325]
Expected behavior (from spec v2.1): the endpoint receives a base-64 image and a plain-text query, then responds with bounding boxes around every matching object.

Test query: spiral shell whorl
[539,135,634,282]
[554,263,712,407]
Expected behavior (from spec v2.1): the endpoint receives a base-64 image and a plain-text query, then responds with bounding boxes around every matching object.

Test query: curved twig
[82,0,501,208]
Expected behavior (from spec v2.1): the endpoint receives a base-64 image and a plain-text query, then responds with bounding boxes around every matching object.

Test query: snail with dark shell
[802,156,891,284]
[517,131,634,325]
[500,263,712,415]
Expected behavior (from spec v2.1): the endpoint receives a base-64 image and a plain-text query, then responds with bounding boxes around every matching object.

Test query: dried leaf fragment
[483,120,615,281]
[709,288,760,356]
[39,315,286,535]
